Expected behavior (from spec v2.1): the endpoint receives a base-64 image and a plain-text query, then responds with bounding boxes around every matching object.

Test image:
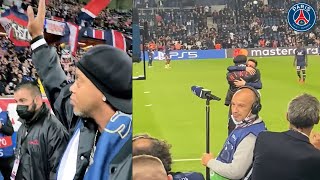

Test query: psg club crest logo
[287,2,316,32]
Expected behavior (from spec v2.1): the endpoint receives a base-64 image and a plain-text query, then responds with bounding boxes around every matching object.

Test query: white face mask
[231,115,243,125]
[231,110,253,125]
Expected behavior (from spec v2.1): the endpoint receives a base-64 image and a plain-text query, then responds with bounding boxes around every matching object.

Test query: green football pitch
[133,56,320,175]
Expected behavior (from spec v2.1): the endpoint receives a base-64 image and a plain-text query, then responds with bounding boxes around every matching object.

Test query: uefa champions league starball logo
[287,2,316,32]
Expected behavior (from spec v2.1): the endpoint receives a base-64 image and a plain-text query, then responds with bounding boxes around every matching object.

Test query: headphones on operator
[236,86,262,114]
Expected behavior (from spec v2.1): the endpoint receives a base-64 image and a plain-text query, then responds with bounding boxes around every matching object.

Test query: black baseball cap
[76,45,132,114]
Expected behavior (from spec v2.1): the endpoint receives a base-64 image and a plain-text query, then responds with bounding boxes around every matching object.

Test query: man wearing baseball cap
[26,0,132,179]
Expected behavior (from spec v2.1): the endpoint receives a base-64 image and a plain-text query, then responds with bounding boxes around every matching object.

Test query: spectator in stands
[0,37,38,95]
[133,155,171,180]
[140,0,319,49]
[202,86,266,180]
[5,81,16,95]
[24,67,37,82]
[133,134,205,180]
[0,75,5,96]
[251,93,320,180]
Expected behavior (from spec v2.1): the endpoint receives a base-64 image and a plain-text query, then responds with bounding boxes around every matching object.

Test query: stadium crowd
[18,0,132,34]
[139,0,320,50]
[21,0,135,38]
[0,36,33,96]
[44,1,132,34]
[0,36,76,96]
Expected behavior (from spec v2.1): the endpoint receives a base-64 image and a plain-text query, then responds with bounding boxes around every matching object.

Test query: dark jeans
[0,156,14,180]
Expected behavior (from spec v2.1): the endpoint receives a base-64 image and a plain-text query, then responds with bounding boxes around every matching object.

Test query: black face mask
[16,102,36,120]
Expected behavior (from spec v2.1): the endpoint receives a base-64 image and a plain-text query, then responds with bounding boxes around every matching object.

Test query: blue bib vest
[0,111,14,158]
[217,122,266,163]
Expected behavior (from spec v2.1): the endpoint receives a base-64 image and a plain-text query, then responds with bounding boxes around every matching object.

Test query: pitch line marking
[173,158,201,162]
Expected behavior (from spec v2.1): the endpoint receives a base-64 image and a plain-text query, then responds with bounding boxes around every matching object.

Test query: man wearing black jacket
[0,110,14,179]
[251,94,320,180]
[12,81,69,180]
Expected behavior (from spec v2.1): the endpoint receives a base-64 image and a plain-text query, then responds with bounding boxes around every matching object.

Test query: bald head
[233,88,256,105]
[133,155,168,180]
[231,88,258,121]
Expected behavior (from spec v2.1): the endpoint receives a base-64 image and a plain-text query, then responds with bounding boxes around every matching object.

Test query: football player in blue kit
[293,42,308,83]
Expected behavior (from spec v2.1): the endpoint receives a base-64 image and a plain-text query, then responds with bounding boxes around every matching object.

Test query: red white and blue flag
[78,0,111,24]
[81,28,127,51]
[0,8,31,47]
[66,23,80,56]
[105,29,127,52]
[82,28,105,40]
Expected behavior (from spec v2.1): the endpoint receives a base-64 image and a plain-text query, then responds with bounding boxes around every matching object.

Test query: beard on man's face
[74,110,90,118]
